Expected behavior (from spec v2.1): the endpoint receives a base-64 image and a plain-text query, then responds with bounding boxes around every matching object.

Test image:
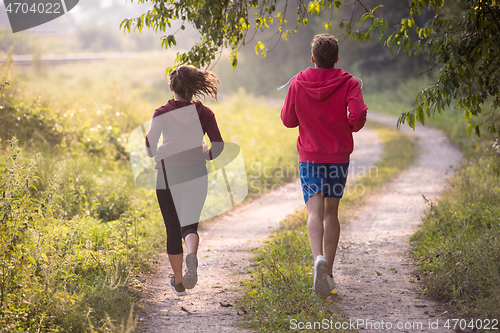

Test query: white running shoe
[183,252,198,289]
[313,255,330,298]
[327,274,336,291]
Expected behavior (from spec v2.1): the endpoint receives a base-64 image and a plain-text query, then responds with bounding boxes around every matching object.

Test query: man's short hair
[311,34,339,69]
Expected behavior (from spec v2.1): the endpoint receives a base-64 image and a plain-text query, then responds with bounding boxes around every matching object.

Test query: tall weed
[48,156,132,222]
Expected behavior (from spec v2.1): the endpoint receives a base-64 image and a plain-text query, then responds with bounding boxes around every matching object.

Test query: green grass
[205,90,298,195]
[237,122,418,333]
[0,139,166,332]
[409,141,500,319]
[364,77,500,320]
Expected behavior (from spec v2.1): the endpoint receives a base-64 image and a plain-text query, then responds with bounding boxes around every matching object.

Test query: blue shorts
[299,162,349,203]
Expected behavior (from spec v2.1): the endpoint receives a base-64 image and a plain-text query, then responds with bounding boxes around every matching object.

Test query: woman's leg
[181,225,200,289]
[156,188,184,284]
[168,253,184,283]
[181,222,200,255]
[178,164,207,255]
[178,164,207,289]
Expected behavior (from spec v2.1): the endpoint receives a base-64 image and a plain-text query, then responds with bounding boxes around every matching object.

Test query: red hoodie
[281,67,367,163]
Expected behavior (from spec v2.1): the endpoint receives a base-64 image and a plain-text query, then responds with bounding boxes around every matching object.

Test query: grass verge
[236,121,419,332]
[365,78,500,320]
[409,140,500,318]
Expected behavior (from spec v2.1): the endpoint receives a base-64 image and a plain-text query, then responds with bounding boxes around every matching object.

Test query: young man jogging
[281,34,367,298]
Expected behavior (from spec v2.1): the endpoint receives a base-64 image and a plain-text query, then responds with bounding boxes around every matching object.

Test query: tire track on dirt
[336,112,462,332]
[138,127,382,332]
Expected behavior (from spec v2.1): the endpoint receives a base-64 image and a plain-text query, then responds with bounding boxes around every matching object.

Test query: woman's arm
[204,113,224,160]
[201,105,224,160]
[145,108,164,157]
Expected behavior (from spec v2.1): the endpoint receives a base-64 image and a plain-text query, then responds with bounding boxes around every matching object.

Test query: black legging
[156,163,208,255]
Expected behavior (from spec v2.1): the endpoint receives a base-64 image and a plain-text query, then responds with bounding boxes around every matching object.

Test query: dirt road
[138,112,461,332]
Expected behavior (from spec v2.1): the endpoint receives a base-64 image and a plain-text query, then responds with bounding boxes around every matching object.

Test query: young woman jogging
[145,65,224,296]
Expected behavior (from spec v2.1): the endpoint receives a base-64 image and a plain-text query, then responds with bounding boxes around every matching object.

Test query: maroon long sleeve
[146,99,224,168]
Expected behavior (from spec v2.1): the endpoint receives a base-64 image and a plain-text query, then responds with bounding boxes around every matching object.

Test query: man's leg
[323,197,341,276]
[306,192,331,298]
[306,192,325,258]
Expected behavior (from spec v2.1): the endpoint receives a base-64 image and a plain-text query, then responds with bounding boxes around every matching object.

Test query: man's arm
[281,81,299,128]
[347,79,367,132]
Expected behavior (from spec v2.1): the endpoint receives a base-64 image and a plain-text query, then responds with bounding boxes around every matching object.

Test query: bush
[0,140,164,332]
[48,156,132,222]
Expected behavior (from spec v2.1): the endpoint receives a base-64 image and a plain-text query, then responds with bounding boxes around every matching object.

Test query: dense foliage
[348,0,500,135]
[0,139,159,331]
[122,0,344,70]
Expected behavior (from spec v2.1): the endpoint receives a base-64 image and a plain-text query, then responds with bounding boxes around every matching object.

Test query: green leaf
[28,256,36,266]
[406,111,416,130]
[307,0,321,15]
[255,41,267,57]
[416,106,425,125]
[360,12,374,23]
[474,125,480,137]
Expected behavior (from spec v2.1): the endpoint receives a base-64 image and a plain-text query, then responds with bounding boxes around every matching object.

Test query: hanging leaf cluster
[123,0,500,135]
[121,0,342,72]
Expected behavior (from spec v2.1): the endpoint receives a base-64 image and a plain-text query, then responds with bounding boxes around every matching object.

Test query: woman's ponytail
[170,66,219,102]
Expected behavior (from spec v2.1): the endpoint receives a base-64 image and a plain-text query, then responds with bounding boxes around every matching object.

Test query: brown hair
[311,34,339,69]
[169,65,219,101]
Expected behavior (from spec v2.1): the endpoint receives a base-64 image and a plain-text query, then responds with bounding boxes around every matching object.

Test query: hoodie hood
[296,68,352,101]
